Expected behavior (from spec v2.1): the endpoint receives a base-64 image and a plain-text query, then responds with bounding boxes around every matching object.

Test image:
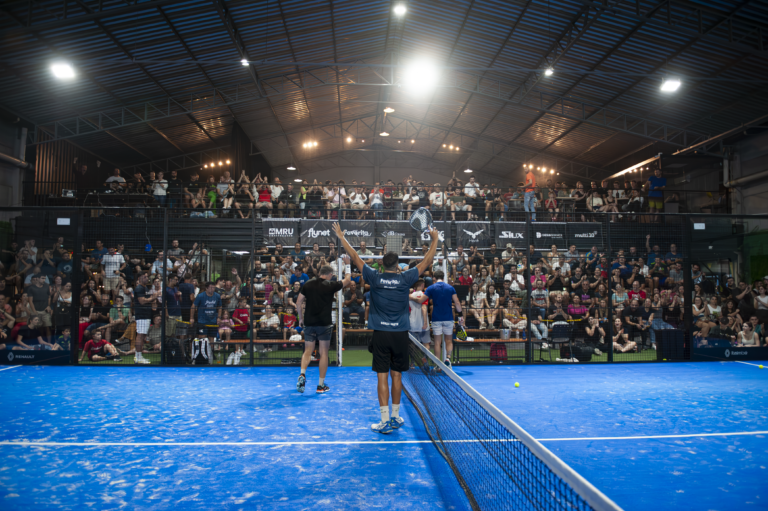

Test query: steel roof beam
[577,0,767,57]
[0,0,183,36]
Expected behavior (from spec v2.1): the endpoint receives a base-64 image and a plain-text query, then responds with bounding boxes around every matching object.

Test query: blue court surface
[0,362,766,511]
[459,361,768,511]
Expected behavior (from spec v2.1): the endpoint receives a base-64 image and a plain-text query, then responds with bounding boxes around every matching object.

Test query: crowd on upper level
[69,158,728,220]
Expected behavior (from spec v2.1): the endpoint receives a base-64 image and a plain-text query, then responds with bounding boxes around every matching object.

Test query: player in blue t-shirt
[424,270,463,365]
[190,282,222,342]
[333,223,439,434]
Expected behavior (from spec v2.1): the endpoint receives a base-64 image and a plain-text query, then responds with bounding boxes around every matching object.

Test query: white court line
[735,360,766,368]
[1,430,766,447]
[0,365,21,373]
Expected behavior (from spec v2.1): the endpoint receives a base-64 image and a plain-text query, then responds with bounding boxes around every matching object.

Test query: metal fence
[1,206,766,367]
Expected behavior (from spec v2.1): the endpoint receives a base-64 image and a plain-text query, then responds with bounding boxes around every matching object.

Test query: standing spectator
[151,171,168,206]
[190,281,222,344]
[622,299,651,349]
[523,168,537,222]
[166,275,182,325]
[72,157,88,190]
[26,274,52,343]
[101,247,125,301]
[167,170,183,209]
[183,172,203,209]
[132,273,154,365]
[646,168,666,222]
[369,183,385,219]
[277,184,297,218]
[105,168,126,190]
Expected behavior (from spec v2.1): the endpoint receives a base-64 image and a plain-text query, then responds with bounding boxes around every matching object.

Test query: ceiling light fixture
[383,107,395,113]
[204,164,208,168]
[51,63,75,79]
[294,178,302,182]
[346,137,352,142]
[411,139,415,143]
[393,4,407,15]
[449,145,453,149]
[241,59,249,66]
[313,141,318,147]
[545,68,554,76]
[660,78,681,92]
[456,147,459,151]
[219,161,223,166]
[361,139,365,143]
[464,169,473,173]
[287,165,296,171]
[380,132,389,137]
[443,144,447,147]
[402,60,440,95]
[226,159,231,164]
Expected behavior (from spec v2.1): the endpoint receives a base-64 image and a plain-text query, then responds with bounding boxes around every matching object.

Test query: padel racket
[408,207,433,233]
[456,323,468,341]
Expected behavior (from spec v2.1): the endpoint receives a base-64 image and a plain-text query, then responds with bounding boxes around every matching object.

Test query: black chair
[543,323,573,362]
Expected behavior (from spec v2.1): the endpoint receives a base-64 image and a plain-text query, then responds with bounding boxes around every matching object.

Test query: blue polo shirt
[290,273,309,287]
[647,176,666,197]
[363,265,419,331]
[424,281,457,322]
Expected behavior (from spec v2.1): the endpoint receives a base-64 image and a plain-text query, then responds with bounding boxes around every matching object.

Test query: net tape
[403,333,622,511]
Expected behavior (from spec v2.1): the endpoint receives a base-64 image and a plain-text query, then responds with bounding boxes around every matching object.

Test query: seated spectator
[735,321,761,347]
[3,315,54,350]
[465,283,487,329]
[54,327,71,350]
[612,318,637,353]
[255,305,280,339]
[108,295,131,341]
[79,329,127,362]
[282,306,299,341]
[289,267,309,288]
[342,281,365,324]
[621,299,651,349]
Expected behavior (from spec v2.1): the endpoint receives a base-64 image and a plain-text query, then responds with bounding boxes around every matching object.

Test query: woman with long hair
[692,296,714,337]
[612,318,637,353]
[484,283,501,328]
[466,282,487,329]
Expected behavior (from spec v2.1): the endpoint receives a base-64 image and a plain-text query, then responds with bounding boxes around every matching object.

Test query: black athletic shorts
[371,330,410,373]
[197,326,218,338]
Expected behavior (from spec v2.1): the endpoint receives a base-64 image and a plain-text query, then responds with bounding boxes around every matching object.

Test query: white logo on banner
[345,230,372,237]
[302,228,331,238]
[383,230,407,237]
[7,353,13,361]
[462,229,484,240]
[421,230,445,242]
[725,349,730,358]
[499,231,524,239]
[574,231,599,238]
[268,228,294,237]
[536,231,563,239]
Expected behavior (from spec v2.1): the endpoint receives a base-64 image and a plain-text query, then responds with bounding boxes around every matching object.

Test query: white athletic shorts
[136,319,150,335]
[432,320,455,336]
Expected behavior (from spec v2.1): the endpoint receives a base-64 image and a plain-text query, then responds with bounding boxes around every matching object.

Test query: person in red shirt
[231,297,250,359]
[79,330,122,362]
[282,306,299,341]
[627,280,647,303]
[457,267,473,287]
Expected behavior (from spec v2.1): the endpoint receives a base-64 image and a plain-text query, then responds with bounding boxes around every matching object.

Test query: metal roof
[1,0,767,180]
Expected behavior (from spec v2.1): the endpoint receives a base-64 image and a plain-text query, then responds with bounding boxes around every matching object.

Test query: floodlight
[661,78,681,92]
[464,169,473,173]
[380,132,389,137]
[443,144,447,147]
[346,137,352,142]
[241,59,249,66]
[204,164,208,168]
[411,139,415,143]
[226,160,231,164]
[287,165,296,170]
[219,161,223,166]
[383,107,395,113]
[545,68,554,76]
[51,63,75,79]
[402,60,440,95]
[313,141,318,147]
[294,178,302,182]
[394,4,407,15]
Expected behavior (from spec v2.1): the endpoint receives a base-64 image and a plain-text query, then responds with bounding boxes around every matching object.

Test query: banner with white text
[263,218,300,246]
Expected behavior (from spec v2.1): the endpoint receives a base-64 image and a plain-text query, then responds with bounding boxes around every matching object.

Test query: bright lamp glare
[294,178,302,182]
[346,137,352,142]
[51,63,75,79]
[394,4,406,15]
[287,165,296,170]
[544,68,554,76]
[411,139,415,143]
[380,132,389,137]
[402,61,440,95]
[464,169,473,173]
[383,107,395,113]
[226,159,231,164]
[241,59,249,66]
[313,141,318,147]
[661,79,681,92]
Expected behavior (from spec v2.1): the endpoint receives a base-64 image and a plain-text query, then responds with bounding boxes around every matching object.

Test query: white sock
[318,377,324,386]
[380,406,390,424]
[392,404,400,418]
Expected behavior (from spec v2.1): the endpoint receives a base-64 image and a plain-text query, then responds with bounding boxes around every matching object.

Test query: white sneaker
[594,349,603,356]
[234,353,242,365]
[134,354,150,365]
[226,352,235,365]
[540,342,549,350]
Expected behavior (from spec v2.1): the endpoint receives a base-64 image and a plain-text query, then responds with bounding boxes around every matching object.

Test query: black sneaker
[444,359,451,367]
[297,374,306,393]
[316,383,330,394]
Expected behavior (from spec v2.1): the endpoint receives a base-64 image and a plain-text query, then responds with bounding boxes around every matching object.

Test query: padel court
[1,359,765,510]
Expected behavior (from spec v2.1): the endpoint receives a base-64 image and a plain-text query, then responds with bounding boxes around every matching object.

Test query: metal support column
[606,215,614,363]
[69,209,82,365]
[160,208,169,365]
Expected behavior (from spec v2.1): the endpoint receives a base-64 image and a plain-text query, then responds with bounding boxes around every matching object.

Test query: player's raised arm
[415,227,439,275]
[333,223,364,273]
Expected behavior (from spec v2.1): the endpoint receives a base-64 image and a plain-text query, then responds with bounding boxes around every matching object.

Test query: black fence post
[526,215,532,363]
[250,211,256,366]
[160,208,169,365]
[606,214,614,363]
[69,209,82,365]
[683,214,693,360]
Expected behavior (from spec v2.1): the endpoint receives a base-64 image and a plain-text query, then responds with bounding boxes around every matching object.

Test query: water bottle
[522,329,526,340]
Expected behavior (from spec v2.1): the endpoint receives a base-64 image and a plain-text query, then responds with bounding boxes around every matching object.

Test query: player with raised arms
[333,222,439,434]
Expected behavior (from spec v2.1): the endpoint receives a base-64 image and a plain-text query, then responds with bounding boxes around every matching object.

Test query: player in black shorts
[333,223,439,434]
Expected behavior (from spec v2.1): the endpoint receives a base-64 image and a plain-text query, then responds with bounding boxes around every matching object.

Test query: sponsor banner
[692,346,768,361]
[340,220,375,248]
[375,220,410,249]
[456,221,491,248]
[532,222,567,250]
[263,218,300,246]
[495,222,526,247]
[568,222,603,249]
[300,219,335,247]
[1,350,70,365]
